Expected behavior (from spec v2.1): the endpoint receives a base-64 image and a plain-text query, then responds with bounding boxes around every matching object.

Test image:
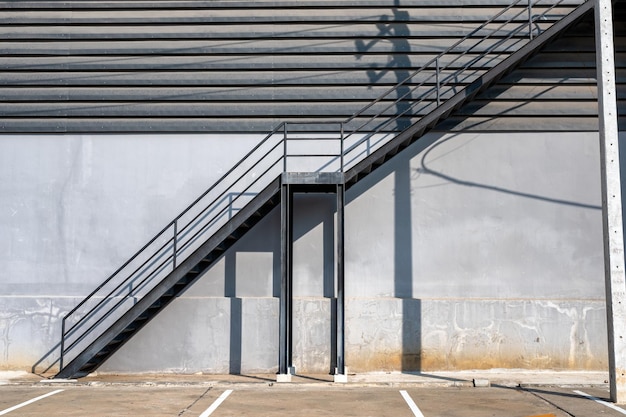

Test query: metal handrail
[59,0,584,370]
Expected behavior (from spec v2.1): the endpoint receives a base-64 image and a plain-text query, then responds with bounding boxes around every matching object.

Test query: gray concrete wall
[0,131,609,374]
[344,130,606,371]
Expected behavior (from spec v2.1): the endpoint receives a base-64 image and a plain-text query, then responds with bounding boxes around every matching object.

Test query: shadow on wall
[346,124,603,372]
[395,156,421,371]
[354,0,421,371]
[224,252,242,374]
[32,343,61,376]
[355,0,413,131]
[220,192,338,375]
[416,132,601,210]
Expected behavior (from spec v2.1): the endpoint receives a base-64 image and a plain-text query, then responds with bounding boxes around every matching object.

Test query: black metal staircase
[55,0,591,379]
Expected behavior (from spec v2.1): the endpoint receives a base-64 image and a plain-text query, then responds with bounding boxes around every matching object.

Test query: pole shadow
[225,252,242,374]
[355,0,421,373]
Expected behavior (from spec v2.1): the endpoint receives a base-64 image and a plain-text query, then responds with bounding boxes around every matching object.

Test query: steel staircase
[56,0,592,378]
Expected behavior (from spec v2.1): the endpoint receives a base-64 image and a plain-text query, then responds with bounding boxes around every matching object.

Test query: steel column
[336,183,346,377]
[279,182,293,377]
[595,0,626,404]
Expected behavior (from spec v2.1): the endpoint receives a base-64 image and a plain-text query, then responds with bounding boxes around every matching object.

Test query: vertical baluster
[340,122,344,173]
[60,319,65,370]
[283,123,288,172]
[528,0,534,40]
[435,57,441,106]
[173,220,178,270]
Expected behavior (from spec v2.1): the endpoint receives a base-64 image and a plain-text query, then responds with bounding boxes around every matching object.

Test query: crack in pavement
[521,387,576,417]
[178,386,213,417]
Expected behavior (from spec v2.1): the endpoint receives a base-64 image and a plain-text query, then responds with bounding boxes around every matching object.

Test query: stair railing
[340,0,580,172]
[58,0,585,372]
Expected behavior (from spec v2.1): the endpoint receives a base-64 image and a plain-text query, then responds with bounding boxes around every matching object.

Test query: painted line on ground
[400,390,426,417]
[574,390,626,415]
[198,389,233,417]
[0,389,64,416]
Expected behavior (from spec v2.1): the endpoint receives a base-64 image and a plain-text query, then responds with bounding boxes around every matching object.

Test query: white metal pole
[595,0,626,404]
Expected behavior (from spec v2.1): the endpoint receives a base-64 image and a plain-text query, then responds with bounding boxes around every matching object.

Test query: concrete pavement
[0,370,621,417]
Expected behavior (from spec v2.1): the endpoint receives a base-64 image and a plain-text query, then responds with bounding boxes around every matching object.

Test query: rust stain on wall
[347,349,607,373]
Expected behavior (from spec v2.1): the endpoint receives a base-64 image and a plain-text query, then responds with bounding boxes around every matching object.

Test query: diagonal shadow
[415,132,601,211]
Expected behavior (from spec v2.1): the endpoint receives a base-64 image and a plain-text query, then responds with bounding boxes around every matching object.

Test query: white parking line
[0,389,64,416]
[574,390,626,415]
[400,390,425,417]
[199,389,233,417]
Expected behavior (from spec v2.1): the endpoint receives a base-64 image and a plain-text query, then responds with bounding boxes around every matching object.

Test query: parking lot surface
[1,372,624,416]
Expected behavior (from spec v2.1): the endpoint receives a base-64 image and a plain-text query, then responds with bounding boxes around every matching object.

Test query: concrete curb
[1,371,610,390]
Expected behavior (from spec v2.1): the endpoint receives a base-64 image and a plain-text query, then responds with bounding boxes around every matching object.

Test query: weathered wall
[0,130,608,374]
[0,134,259,371]
[343,130,606,372]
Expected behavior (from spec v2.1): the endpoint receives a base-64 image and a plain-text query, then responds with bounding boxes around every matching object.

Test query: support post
[60,321,65,370]
[528,0,534,40]
[595,0,626,403]
[334,183,347,383]
[173,220,178,270]
[278,182,293,382]
[435,57,441,106]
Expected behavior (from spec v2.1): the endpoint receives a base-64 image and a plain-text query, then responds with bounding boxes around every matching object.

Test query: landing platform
[281,172,344,191]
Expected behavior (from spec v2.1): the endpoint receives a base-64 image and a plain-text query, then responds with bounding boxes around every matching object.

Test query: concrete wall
[342,130,606,372]
[0,130,609,374]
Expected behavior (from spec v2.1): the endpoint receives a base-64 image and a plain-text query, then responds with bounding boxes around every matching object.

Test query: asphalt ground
[0,372,624,417]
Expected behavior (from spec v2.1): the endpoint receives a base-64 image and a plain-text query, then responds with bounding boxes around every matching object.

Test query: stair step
[95,349,112,357]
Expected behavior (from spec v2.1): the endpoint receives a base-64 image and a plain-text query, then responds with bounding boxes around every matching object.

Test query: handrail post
[528,0,534,40]
[340,122,344,173]
[283,123,288,172]
[173,220,178,270]
[435,57,441,106]
[60,319,65,370]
